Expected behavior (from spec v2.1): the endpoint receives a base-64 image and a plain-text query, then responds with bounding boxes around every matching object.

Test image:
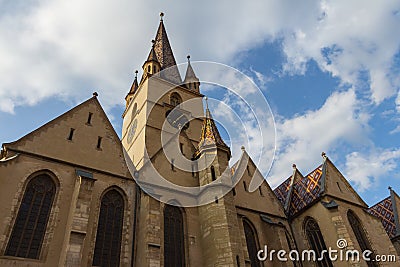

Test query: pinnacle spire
[146,40,159,63]
[196,100,230,155]
[184,55,200,91]
[126,70,139,100]
[184,55,199,82]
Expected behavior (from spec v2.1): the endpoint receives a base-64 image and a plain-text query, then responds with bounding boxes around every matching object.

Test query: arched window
[305,217,333,267]
[243,219,260,267]
[5,174,56,259]
[93,189,124,267]
[347,210,377,267]
[170,93,182,107]
[211,166,216,181]
[164,205,185,267]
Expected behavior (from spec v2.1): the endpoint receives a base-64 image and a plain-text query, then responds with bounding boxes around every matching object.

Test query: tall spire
[152,12,182,84]
[195,97,230,156]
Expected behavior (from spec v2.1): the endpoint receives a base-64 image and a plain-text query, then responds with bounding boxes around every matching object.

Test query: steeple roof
[184,55,199,83]
[368,187,400,239]
[152,14,182,84]
[146,42,159,63]
[126,70,139,99]
[196,101,229,153]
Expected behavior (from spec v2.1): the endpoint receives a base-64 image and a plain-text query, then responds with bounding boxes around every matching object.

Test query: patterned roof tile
[368,197,397,238]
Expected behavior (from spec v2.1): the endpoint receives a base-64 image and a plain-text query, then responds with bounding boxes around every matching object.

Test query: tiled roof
[368,196,397,238]
[194,108,230,158]
[198,109,228,149]
[274,176,292,206]
[274,165,324,217]
[153,20,182,84]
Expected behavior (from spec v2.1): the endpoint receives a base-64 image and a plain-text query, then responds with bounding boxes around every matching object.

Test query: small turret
[142,40,161,79]
[184,55,200,92]
[125,70,139,108]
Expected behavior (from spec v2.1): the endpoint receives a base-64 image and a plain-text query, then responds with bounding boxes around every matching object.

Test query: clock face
[127,119,137,143]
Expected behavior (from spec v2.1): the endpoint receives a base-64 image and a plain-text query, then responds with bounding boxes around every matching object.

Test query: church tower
[121,13,204,177]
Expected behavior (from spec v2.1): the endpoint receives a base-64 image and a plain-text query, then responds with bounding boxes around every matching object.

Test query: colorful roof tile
[198,109,228,148]
[194,108,230,158]
[274,165,324,217]
[274,176,292,207]
[368,196,397,238]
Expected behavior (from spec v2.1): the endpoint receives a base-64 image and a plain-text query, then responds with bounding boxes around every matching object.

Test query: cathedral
[0,14,399,267]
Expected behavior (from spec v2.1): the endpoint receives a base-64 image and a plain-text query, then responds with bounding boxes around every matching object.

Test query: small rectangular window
[171,159,175,171]
[215,196,218,204]
[97,136,102,149]
[243,181,247,192]
[259,186,264,196]
[68,128,75,140]
[232,188,236,196]
[87,112,93,124]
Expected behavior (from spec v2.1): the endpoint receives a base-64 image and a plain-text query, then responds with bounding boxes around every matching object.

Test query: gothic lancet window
[93,189,124,267]
[164,205,185,267]
[5,174,56,259]
[305,217,333,267]
[243,219,260,267]
[347,210,378,267]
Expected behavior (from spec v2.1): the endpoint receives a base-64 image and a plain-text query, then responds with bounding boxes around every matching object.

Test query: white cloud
[390,125,400,135]
[0,0,399,113]
[344,149,400,192]
[268,89,371,186]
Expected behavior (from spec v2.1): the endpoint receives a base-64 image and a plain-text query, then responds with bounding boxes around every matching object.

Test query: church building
[0,14,399,267]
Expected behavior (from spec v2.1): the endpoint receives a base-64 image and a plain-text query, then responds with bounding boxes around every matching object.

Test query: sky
[0,0,399,205]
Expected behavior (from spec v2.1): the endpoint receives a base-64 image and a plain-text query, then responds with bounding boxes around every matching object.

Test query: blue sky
[1,0,399,206]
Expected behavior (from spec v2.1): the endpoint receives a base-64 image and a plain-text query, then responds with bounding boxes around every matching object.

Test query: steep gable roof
[368,188,400,239]
[274,165,324,217]
[273,154,368,218]
[2,95,132,178]
[233,149,286,218]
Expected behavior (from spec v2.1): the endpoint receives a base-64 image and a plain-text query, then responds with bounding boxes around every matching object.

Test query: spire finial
[389,186,393,191]
[292,163,297,169]
[93,92,98,97]
[134,70,138,78]
[187,55,191,62]
[204,96,209,110]
[151,39,155,47]
[160,12,164,21]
